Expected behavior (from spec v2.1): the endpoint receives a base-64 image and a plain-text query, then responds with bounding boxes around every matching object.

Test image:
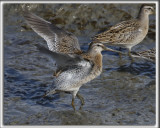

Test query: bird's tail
[43,89,57,97]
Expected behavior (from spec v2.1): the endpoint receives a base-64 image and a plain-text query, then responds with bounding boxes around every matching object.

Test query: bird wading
[23,12,122,111]
[92,5,154,61]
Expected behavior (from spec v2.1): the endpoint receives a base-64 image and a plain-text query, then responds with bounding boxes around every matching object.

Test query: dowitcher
[131,48,155,62]
[92,5,154,60]
[23,12,122,111]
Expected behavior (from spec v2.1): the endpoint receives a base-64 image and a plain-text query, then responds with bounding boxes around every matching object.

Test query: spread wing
[23,12,81,54]
[35,44,83,67]
[92,19,141,44]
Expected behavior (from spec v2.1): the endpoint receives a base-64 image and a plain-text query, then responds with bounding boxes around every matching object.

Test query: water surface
[3,3,156,125]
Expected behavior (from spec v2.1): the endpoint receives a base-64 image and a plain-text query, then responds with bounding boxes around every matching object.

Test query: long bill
[103,46,126,55]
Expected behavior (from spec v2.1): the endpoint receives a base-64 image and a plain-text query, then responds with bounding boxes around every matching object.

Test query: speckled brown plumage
[132,48,155,62]
[92,5,154,59]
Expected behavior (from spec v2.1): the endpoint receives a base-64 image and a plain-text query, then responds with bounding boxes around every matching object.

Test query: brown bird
[92,5,154,60]
[131,48,155,62]
[23,12,122,111]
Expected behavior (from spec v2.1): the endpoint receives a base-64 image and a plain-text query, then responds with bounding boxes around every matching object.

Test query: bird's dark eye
[148,7,153,11]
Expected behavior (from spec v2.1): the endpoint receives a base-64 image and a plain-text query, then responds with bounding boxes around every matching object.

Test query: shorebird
[23,12,122,111]
[131,48,155,62]
[92,5,154,60]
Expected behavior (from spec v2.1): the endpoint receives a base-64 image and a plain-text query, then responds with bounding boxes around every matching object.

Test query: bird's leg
[71,91,78,111]
[71,98,76,111]
[53,71,56,77]
[118,47,122,59]
[53,67,63,77]
[119,52,122,59]
[53,63,62,77]
[77,93,85,110]
[53,70,62,77]
[128,49,134,63]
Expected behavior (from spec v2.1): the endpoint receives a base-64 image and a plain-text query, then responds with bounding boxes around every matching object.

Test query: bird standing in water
[23,12,121,111]
[92,5,154,61]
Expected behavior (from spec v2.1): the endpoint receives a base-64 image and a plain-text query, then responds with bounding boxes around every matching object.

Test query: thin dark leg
[53,69,62,77]
[128,49,134,63]
[77,93,85,110]
[119,47,122,59]
[119,52,122,59]
[71,98,76,111]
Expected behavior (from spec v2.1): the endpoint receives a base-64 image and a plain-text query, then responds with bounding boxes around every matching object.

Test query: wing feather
[23,12,81,53]
[132,48,155,62]
[93,19,141,44]
[35,44,83,67]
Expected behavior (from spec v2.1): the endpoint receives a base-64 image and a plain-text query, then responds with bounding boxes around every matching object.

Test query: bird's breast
[93,54,103,70]
[76,53,103,85]
[87,53,103,79]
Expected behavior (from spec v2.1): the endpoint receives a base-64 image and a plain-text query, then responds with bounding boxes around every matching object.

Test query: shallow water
[3,3,156,125]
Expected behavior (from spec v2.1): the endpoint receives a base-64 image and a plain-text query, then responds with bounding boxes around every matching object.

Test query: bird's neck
[88,51,103,69]
[93,54,103,70]
[83,50,103,70]
[137,12,149,32]
[137,11,149,25]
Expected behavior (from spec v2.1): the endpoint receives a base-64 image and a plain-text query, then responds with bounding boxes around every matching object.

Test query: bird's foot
[79,100,85,110]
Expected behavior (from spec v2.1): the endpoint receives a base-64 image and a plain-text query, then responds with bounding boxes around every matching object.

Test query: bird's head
[88,42,108,53]
[88,42,122,54]
[140,5,155,15]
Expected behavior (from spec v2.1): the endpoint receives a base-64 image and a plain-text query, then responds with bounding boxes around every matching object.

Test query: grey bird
[23,12,122,111]
[92,5,154,60]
